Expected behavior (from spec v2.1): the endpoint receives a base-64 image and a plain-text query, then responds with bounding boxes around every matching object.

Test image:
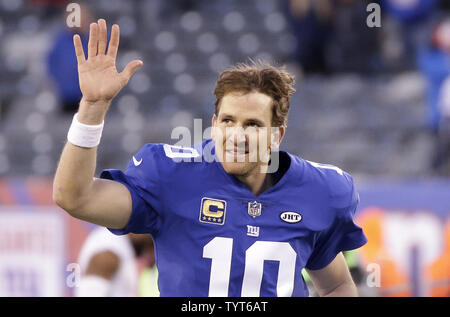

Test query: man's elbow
[53,191,76,214]
[52,184,84,215]
[322,280,359,297]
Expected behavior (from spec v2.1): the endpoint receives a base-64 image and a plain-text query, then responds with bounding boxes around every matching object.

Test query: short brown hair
[214,60,296,127]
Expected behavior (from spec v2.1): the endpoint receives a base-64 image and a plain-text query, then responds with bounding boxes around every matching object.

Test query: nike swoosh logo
[133,156,143,166]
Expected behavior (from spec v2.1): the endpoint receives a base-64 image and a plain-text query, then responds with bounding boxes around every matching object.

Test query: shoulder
[132,143,165,161]
[133,142,201,162]
[298,158,357,210]
[125,143,169,179]
[128,141,211,174]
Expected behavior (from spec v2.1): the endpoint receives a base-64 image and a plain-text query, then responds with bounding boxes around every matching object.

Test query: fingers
[97,19,107,55]
[88,22,99,58]
[87,20,120,61]
[120,60,144,84]
[107,24,120,59]
[73,34,86,64]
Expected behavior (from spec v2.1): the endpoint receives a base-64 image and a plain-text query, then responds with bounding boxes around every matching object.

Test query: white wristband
[67,113,104,148]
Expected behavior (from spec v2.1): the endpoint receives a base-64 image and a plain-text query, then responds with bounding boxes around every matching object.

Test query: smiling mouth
[225,149,249,155]
[224,149,250,164]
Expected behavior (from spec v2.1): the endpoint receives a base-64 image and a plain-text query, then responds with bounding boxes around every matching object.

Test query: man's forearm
[322,280,359,297]
[77,99,109,125]
[53,141,98,212]
[53,19,140,228]
[53,99,108,211]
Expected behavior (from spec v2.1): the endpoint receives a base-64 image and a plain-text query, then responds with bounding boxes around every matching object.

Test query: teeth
[226,151,248,154]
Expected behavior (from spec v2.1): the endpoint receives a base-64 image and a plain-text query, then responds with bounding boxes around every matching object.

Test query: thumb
[120,60,144,84]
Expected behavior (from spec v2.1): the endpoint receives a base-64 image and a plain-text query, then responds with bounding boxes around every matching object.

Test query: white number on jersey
[163,144,200,158]
[203,237,297,297]
[306,160,344,176]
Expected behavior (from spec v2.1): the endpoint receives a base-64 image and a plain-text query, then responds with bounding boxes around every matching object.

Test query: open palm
[74,19,142,103]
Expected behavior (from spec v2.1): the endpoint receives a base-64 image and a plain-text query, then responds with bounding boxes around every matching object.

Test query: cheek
[211,126,224,143]
[247,132,259,150]
[249,129,271,150]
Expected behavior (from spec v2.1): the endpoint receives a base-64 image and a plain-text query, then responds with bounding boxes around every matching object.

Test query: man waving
[54,19,367,297]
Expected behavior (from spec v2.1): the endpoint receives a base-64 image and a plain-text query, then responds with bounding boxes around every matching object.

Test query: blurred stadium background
[0,0,448,297]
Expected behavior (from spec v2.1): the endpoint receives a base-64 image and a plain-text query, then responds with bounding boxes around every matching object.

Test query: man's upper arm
[97,143,165,235]
[73,143,165,235]
[305,252,357,297]
[75,177,133,230]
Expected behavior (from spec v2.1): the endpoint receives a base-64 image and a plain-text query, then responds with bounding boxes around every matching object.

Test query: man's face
[212,91,284,177]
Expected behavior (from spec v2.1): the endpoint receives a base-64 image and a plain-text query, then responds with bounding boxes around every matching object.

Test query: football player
[54,19,367,296]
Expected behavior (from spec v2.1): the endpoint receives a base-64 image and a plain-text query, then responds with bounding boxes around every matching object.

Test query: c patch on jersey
[199,197,227,225]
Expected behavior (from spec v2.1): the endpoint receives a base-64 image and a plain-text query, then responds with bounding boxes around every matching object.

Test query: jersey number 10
[203,237,297,297]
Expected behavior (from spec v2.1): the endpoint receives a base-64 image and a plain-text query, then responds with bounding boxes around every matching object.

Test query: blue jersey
[100,139,367,297]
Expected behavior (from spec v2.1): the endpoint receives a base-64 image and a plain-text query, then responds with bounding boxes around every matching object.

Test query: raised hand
[73,19,143,124]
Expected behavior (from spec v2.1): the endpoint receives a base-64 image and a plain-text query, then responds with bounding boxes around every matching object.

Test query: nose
[227,126,246,146]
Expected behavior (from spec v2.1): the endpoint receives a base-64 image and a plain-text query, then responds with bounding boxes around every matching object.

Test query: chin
[221,161,256,176]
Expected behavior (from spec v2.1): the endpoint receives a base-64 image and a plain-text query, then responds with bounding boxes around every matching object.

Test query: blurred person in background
[283,0,333,74]
[46,2,93,114]
[417,18,450,174]
[325,0,382,74]
[75,226,158,297]
[28,0,71,19]
[284,0,382,75]
[382,0,438,59]
[434,69,450,174]
[441,0,450,12]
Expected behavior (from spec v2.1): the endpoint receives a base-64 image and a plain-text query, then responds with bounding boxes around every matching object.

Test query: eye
[222,118,233,124]
[247,121,261,128]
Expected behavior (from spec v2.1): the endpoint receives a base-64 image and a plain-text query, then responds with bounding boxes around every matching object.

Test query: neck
[236,164,273,196]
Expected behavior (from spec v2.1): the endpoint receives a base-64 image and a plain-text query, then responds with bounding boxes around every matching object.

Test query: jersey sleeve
[99,144,163,236]
[305,172,367,270]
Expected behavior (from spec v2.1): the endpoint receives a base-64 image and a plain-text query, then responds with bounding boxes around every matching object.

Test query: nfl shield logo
[248,201,262,218]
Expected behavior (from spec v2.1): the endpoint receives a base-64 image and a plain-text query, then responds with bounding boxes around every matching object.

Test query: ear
[211,114,217,140]
[270,126,286,150]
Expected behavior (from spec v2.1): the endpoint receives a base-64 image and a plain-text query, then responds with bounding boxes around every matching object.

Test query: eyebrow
[219,113,266,126]
[218,113,234,120]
